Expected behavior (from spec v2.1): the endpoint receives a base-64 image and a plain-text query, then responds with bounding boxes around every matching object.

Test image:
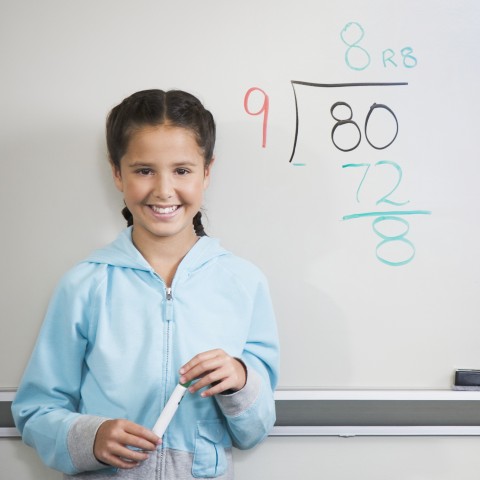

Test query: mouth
[150,205,179,215]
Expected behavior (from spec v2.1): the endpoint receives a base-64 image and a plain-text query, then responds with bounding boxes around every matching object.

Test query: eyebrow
[127,160,200,168]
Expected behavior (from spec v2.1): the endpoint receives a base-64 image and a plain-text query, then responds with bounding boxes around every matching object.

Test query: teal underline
[343,210,432,221]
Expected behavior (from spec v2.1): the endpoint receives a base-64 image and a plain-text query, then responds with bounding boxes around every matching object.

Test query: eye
[175,168,190,176]
[136,168,154,176]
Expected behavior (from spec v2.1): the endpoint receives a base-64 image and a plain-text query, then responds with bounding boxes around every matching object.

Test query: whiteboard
[2,0,480,389]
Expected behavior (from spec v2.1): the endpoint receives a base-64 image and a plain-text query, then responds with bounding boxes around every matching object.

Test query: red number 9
[244,87,269,148]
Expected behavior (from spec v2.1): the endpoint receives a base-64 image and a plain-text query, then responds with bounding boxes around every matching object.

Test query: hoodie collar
[83,227,229,275]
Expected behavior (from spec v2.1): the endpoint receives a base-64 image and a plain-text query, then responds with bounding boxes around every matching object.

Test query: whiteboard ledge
[270,425,480,437]
[0,390,16,402]
[4,388,480,401]
[274,389,480,401]
[4,426,480,439]
[0,427,20,438]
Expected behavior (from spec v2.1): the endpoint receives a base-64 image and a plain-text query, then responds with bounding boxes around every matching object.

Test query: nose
[153,173,174,200]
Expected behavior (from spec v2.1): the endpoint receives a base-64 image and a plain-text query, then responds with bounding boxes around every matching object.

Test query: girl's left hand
[179,349,247,397]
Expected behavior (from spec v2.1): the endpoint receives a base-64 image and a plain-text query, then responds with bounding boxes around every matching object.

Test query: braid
[193,211,207,237]
[122,206,133,227]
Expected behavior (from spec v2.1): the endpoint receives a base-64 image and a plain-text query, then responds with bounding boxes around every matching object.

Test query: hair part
[106,89,216,236]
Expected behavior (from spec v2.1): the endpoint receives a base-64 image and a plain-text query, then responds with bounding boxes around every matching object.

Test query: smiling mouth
[150,205,179,214]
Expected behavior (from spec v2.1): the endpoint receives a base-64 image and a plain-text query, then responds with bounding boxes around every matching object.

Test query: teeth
[151,205,178,214]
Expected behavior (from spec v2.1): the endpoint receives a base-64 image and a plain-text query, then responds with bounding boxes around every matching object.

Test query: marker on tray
[152,381,192,437]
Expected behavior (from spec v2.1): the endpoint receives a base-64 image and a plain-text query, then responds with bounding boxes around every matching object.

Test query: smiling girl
[12,89,279,479]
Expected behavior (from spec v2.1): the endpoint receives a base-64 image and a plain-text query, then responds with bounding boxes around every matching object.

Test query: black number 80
[331,102,399,152]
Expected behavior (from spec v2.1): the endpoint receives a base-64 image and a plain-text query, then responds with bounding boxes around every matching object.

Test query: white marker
[152,381,191,437]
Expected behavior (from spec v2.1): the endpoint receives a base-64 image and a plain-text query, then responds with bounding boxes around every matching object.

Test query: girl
[12,89,279,479]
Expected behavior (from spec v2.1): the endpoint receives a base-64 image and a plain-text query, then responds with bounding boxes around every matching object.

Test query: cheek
[181,179,207,199]
[122,180,148,201]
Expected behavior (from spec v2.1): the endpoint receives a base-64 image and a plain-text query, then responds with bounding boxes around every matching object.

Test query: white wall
[3,436,480,480]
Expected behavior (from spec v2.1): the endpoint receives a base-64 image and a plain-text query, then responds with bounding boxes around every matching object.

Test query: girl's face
[113,124,213,248]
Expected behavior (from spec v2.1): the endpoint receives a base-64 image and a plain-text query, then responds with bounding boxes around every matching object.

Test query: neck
[131,227,199,286]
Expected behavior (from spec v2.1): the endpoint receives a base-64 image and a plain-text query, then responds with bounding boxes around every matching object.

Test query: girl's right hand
[93,419,161,469]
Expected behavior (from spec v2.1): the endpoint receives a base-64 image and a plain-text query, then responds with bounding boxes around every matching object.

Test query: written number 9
[244,87,269,148]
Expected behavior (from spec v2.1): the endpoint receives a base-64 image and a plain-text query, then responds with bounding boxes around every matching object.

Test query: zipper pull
[165,287,173,322]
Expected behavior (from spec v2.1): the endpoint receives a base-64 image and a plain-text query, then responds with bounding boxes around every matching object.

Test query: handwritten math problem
[243,22,430,267]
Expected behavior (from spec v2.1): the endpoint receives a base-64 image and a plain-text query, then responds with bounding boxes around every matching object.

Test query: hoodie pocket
[192,420,227,478]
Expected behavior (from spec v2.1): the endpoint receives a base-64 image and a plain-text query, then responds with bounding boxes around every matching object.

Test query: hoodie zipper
[160,285,173,478]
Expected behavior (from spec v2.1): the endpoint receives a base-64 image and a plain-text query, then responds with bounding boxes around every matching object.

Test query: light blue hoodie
[12,228,279,479]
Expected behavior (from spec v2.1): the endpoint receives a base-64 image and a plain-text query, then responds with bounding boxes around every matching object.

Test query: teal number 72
[342,160,409,206]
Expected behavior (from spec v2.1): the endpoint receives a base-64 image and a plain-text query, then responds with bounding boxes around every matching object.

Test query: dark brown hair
[106,89,216,236]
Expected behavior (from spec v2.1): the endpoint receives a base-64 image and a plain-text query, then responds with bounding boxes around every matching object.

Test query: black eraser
[455,369,480,386]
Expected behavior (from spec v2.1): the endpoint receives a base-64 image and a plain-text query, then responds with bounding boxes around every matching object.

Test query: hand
[93,419,161,469]
[179,349,247,397]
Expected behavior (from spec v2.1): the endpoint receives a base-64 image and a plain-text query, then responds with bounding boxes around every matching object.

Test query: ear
[111,163,124,193]
[203,156,215,190]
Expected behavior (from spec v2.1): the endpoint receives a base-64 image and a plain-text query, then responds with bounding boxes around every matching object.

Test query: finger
[98,424,160,461]
[180,356,228,385]
[104,419,159,444]
[121,432,159,452]
[190,360,246,395]
[97,444,145,469]
[181,364,223,389]
[180,350,223,375]
[124,424,161,449]
[188,365,235,394]
[200,379,234,397]
[181,363,219,386]
[105,425,159,453]
[103,452,142,470]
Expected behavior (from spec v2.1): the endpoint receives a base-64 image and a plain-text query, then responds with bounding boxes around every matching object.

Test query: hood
[83,227,230,275]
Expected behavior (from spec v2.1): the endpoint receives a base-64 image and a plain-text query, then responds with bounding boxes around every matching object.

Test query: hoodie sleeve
[215,271,279,449]
[11,265,109,475]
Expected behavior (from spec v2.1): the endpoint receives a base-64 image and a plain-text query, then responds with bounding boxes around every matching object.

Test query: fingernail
[179,368,185,374]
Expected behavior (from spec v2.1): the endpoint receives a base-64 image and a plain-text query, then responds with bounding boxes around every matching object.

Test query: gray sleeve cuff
[67,415,110,472]
[215,367,262,417]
